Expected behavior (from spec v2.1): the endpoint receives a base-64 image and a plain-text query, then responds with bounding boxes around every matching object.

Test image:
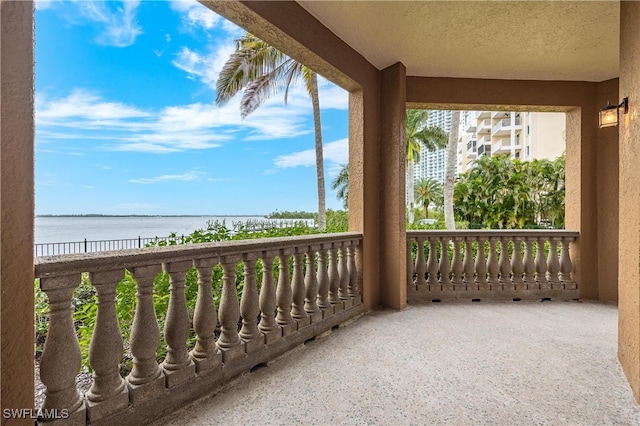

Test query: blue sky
[35,0,349,216]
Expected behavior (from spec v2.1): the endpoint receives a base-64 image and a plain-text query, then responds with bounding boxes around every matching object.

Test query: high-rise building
[413,110,450,183]
[457,111,565,173]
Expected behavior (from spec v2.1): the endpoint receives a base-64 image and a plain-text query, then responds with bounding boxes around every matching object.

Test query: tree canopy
[454,154,565,229]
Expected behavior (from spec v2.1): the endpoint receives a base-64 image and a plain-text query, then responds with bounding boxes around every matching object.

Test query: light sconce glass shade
[599,97,629,128]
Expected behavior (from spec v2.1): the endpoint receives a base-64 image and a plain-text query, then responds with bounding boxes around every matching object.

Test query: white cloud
[36,89,316,154]
[36,1,142,45]
[129,171,205,184]
[35,0,55,10]
[172,44,236,91]
[170,0,221,30]
[36,89,150,120]
[274,138,349,169]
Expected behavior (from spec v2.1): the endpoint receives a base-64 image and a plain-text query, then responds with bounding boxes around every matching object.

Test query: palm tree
[332,164,349,209]
[415,177,442,219]
[405,110,448,218]
[444,110,460,230]
[216,33,327,231]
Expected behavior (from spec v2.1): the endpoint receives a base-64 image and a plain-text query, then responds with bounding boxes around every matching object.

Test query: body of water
[35,216,269,244]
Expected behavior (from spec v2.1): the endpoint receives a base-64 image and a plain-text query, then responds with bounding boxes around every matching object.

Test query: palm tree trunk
[309,72,326,231]
[407,161,415,223]
[444,110,460,230]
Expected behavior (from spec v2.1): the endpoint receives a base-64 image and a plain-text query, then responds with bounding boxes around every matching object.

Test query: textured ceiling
[297,1,619,82]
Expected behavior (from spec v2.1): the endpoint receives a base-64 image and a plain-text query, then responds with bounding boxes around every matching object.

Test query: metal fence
[34,236,168,256]
[34,219,318,256]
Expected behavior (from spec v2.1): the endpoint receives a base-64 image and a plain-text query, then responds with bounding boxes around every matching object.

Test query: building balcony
[477,119,492,134]
[492,138,521,155]
[491,111,510,120]
[475,111,491,120]
[492,117,522,136]
[477,146,489,157]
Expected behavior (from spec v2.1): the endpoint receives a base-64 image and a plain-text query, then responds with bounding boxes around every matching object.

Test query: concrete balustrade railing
[35,233,362,425]
[407,230,579,302]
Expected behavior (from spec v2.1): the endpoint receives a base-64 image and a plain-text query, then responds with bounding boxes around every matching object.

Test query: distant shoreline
[36,214,268,218]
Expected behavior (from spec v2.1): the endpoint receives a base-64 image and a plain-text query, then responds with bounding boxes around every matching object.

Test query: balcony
[157,300,639,425]
[491,111,510,119]
[491,137,521,155]
[492,117,522,136]
[477,119,492,134]
[477,143,492,157]
[32,229,608,425]
[475,111,491,120]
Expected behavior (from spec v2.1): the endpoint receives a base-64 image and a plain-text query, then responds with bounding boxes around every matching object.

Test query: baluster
[546,237,561,289]
[498,238,512,290]
[39,275,85,422]
[427,238,439,290]
[338,245,351,308]
[439,236,451,290]
[451,237,464,291]
[463,237,476,290]
[475,238,488,291]
[328,245,342,312]
[511,238,525,291]
[127,265,164,403]
[86,270,128,421]
[304,247,320,322]
[316,246,331,315]
[291,250,310,328]
[260,252,282,343]
[162,261,195,387]
[535,237,549,290]
[559,237,577,289]
[240,254,263,352]
[276,251,296,335]
[415,238,427,288]
[217,257,244,362]
[191,258,222,374]
[523,237,537,290]
[407,238,416,291]
[487,237,500,289]
[348,243,358,299]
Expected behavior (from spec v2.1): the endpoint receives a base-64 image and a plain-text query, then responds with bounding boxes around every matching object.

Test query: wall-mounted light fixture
[599,97,629,128]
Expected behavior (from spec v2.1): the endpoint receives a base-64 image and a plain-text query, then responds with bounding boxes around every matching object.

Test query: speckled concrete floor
[155,301,640,425]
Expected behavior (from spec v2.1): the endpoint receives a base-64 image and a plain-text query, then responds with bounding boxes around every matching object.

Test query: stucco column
[565,105,598,300]
[618,0,640,403]
[349,89,381,310]
[0,0,35,421]
[596,79,620,302]
[378,62,407,309]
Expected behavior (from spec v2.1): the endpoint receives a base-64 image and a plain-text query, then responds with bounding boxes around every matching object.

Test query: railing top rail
[35,232,363,278]
[406,229,579,238]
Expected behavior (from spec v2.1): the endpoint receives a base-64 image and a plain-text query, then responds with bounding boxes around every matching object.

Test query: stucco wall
[0,0,35,421]
[618,0,640,403]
